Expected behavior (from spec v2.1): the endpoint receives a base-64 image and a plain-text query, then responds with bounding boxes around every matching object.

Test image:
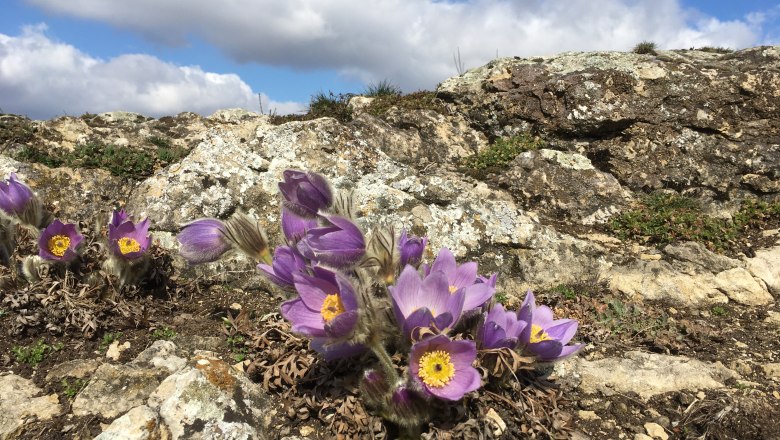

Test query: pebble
[634,434,653,440]
[696,391,706,400]
[644,422,668,440]
[577,410,601,421]
[299,426,315,436]
[105,341,131,361]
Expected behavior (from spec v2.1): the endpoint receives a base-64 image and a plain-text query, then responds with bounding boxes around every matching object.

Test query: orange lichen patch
[194,356,237,391]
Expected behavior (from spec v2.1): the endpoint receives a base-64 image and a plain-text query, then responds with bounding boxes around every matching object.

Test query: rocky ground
[1,46,779,439]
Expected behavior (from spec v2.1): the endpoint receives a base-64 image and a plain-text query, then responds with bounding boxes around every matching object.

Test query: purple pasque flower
[409,334,481,401]
[304,215,365,268]
[176,218,232,264]
[477,303,527,350]
[257,245,307,288]
[280,267,359,340]
[108,217,151,260]
[0,173,34,218]
[517,291,583,361]
[426,248,495,312]
[278,169,333,218]
[39,219,83,262]
[389,265,465,341]
[398,229,427,268]
[281,208,318,243]
[109,209,131,229]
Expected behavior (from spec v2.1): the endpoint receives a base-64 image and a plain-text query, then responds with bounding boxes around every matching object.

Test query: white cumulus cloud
[25,0,766,92]
[0,24,273,119]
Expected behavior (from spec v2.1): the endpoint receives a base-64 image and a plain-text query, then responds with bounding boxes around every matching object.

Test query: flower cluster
[1,173,154,286]
[178,168,584,432]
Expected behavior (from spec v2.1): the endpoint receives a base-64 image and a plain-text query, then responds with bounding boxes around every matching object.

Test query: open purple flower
[278,170,333,218]
[517,291,583,361]
[257,245,308,288]
[0,173,34,218]
[108,217,151,260]
[177,218,232,264]
[389,265,465,341]
[426,248,495,312]
[304,215,365,268]
[39,219,83,262]
[281,208,318,243]
[409,335,481,401]
[398,229,427,268]
[477,303,527,350]
[281,267,359,340]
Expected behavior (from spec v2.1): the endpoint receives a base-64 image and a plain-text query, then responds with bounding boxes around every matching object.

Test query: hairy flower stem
[369,337,400,386]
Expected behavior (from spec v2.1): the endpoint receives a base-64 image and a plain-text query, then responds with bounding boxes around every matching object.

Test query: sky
[0,0,778,120]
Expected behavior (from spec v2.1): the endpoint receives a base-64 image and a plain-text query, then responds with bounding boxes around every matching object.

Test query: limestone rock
[0,374,62,440]
[45,358,101,382]
[607,260,728,306]
[129,340,187,374]
[94,405,160,440]
[747,246,780,295]
[498,148,631,224]
[715,267,774,306]
[71,364,162,418]
[554,351,738,400]
[147,354,268,440]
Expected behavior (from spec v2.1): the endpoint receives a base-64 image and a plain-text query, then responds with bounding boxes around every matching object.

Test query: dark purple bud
[398,229,427,268]
[39,219,83,262]
[176,218,232,264]
[278,169,333,218]
[304,215,365,268]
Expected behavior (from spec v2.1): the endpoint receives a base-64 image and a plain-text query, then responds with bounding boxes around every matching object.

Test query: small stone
[644,422,668,440]
[773,391,780,399]
[229,302,242,311]
[667,307,677,315]
[762,229,779,238]
[634,434,654,440]
[578,410,601,421]
[485,408,507,436]
[761,363,780,381]
[299,426,315,437]
[197,359,210,366]
[640,253,661,261]
[106,341,131,361]
[735,341,748,349]
[696,391,706,400]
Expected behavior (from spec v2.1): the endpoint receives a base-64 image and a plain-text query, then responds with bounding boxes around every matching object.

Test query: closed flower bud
[278,170,333,218]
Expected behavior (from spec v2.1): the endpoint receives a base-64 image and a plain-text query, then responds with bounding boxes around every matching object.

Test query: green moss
[609,193,780,252]
[462,134,544,170]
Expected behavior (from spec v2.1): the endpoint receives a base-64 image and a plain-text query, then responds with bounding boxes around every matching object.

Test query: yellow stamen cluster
[320,293,345,322]
[47,234,71,257]
[117,237,141,255]
[529,324,552,344]
[418,350,455,388]
[448,285,458,294]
